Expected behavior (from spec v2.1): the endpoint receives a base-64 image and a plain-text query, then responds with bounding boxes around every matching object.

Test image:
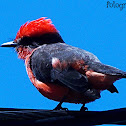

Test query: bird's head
[1,17,64,59]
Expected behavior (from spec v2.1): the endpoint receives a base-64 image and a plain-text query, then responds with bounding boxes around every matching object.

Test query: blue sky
[0,0,126,117]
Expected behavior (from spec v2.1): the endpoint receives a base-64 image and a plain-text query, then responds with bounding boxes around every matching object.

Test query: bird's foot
[53,96,68,111]
[80,104,88,111]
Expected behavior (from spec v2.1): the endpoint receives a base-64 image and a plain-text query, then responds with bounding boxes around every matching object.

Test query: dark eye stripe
[17,33,64,48]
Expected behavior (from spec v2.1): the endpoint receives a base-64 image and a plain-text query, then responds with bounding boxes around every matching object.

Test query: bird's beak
[0,41,17,47]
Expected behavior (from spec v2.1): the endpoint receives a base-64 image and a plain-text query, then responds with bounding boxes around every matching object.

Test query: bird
[1,17,126,111]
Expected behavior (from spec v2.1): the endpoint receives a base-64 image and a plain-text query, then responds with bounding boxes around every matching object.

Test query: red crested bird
[1,17,126,110]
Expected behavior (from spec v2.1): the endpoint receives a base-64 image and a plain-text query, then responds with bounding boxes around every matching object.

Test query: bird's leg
[80,104,88,111]
[54,96,68,111]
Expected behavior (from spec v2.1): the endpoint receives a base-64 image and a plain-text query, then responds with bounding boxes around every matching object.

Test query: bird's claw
[80,104,88,111]
[80,107,88,111]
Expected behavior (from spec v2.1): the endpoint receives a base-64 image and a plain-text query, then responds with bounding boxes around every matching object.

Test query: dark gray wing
[51,66,89,93]
[89,62,126,77]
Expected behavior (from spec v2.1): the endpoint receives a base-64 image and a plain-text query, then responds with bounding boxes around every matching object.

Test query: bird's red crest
[15,17,58,40]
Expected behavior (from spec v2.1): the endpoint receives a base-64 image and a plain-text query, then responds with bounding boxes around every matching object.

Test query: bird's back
[30,43,100,81]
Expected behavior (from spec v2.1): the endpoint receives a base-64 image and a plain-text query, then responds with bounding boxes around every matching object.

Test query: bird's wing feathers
[89,62,126,77]
[51,66,89,93]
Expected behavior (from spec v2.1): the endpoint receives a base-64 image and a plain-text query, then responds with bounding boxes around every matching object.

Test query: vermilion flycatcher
[1,17,126,110]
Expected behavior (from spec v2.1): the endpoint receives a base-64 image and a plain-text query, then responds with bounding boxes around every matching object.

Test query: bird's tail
[90,62,126,78]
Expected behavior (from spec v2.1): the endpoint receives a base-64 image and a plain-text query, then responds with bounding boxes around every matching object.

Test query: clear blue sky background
[0,0,126,120]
